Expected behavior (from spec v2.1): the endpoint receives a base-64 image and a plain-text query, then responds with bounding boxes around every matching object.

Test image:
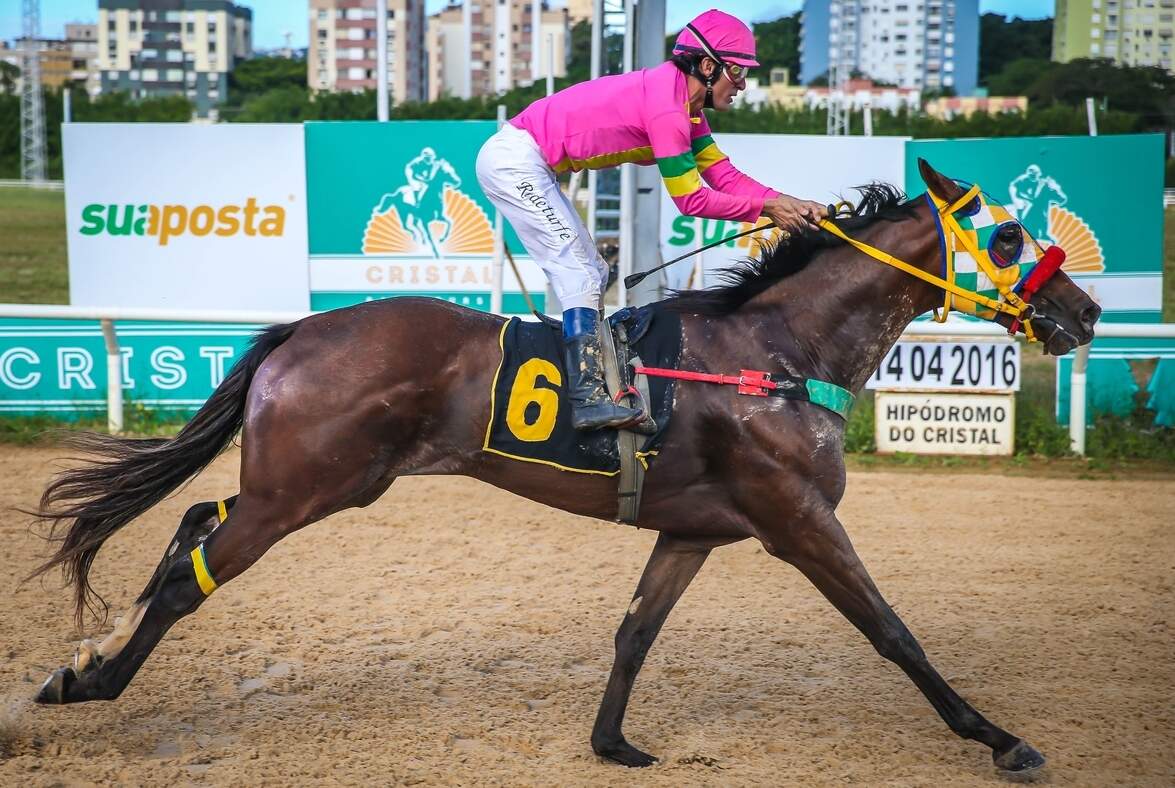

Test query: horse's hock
[1,445,1172,785]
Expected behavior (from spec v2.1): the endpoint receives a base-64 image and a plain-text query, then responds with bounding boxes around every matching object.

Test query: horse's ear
[918,158,964,202]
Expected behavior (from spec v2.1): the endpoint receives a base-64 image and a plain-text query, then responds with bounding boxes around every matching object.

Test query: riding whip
[623,204,840,290]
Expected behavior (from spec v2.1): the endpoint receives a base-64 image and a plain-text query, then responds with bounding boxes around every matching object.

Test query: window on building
[166,49,182,62]
[142,68,157,81]
[166,68,183,81]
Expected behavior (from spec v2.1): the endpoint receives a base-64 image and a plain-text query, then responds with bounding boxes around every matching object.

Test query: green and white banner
[304,121,546,314]
[904,134,1165,323]
[0,319,256,416]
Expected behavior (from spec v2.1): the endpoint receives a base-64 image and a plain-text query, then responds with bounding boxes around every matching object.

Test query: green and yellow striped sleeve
[690,134,728,173]
[656,151,703,198]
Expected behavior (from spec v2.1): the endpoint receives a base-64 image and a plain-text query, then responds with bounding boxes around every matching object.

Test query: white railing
[0,179,64,190]
[0,303,1171,454]
[1165,188,1175,208]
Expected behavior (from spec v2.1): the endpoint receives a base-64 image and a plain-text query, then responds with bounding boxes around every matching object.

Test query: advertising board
[0,319,256,416]
[904,134,1165,323]
[658,134,909,290]
[304,121,546,314]
[875,391,1016,455]
[63,123,310,311]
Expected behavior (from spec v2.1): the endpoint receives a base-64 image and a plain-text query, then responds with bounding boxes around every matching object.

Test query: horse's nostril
[1081,304,1102,329]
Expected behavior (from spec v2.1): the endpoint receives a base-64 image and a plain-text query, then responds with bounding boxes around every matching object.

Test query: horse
[376,162,461,257]
[28,161,1100,776]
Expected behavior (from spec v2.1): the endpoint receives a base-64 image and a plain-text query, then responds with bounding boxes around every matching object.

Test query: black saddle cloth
[483,305,682,474]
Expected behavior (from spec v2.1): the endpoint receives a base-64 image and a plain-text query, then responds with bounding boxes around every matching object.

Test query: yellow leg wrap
[191,544,218,596]
[216,499,228,524]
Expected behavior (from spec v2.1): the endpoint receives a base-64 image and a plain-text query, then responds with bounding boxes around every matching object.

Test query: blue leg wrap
[562,307,597,340]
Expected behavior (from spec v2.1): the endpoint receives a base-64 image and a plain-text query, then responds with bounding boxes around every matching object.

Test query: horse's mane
[664,183,920,316]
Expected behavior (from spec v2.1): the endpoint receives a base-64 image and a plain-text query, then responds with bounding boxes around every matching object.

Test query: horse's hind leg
[764,507,1045,775]
[591,533,716,767]
[38,497,239,703]
[70,497,238,678]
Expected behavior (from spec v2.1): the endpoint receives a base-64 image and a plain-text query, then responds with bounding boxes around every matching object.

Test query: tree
[986,57,1058,96]
[752,12,801,79]
[0,61,18,94]
[228,56,307,101]
[1028,58,1175,126]
[979,14,1053,85]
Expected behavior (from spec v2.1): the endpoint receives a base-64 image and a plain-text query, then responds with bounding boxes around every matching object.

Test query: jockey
[476,8,827,432]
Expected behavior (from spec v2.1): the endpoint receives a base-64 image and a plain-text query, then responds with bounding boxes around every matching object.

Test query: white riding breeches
[476,123,608,311]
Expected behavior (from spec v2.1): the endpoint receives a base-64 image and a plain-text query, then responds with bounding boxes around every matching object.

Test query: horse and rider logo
[1007,164,1104,274]
[362,147,494,258]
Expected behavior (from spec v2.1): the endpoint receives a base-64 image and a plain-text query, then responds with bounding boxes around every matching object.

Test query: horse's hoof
[35,667,76,705]
[593,737,658,768]
[993,739,1046,776]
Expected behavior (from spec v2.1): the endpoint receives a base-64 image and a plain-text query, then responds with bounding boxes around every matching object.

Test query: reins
[816,184,1066,343]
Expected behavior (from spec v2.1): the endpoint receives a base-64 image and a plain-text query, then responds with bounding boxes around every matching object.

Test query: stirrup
[613,385,657,435]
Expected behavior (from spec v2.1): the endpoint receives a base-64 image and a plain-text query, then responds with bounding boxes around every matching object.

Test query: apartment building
[426,1,570,100]
[307,0,426,102]
[66,24,102,97]
[801,0,979,95]
[1053,0,1174,71]
[97,0,252,119]
[0,38,73,89]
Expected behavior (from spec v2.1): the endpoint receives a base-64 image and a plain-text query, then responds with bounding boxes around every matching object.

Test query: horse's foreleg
[591,533,713,767]
[767,510,1045,775]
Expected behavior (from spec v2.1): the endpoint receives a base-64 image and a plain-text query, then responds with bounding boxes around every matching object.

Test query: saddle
[484,305,682,523]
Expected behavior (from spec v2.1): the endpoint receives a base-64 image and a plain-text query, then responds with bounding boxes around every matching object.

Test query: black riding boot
[562,329,645,431]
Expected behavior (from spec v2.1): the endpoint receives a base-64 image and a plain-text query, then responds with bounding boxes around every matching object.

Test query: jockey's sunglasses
[722,62,749,83]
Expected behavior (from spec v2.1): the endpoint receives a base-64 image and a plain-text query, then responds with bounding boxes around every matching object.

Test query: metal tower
[20,0,47,182]
[826,0,856,136]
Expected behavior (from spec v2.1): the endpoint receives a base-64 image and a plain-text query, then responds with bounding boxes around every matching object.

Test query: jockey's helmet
[672,9,760,69]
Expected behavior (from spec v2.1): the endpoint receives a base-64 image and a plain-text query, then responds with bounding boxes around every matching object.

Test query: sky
[2,1,1055,50]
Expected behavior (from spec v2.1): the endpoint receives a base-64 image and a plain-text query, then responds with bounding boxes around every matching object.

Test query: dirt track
[0,446,1172,786]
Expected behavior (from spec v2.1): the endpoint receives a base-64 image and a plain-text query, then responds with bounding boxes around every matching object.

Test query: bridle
[817,183,1069,344]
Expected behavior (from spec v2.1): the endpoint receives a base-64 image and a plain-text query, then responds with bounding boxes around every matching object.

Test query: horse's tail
[28,322,299,627]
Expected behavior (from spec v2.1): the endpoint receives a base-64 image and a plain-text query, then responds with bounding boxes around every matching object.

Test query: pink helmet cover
[673,9,759,68]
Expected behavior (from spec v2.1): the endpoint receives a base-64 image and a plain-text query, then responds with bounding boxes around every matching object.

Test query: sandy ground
[0,446,1172,787]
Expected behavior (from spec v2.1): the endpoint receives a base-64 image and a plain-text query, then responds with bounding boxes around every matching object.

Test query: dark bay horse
[29,161,1100,775]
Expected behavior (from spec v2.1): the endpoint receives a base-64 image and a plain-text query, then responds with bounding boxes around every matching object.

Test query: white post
[101,319,123,433]
[586,0,603,243]
[546,33,554,95]
[491,104,506,315]
[1067,96,1099,455]
[63,87,71,123]
[532,0,542,85]
[1069,344,1090,455]
[376,0,388,121]
[616,0,636,309]
[462,0,473,99]
[863,102,873,136]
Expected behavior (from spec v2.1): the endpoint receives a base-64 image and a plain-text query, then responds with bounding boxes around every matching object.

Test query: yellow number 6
[506,358,562,442]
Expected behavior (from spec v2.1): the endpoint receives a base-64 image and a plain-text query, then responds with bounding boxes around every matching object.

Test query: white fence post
[100,319,123,433]
[1069,344,1090,455]
[491,105,507,315]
